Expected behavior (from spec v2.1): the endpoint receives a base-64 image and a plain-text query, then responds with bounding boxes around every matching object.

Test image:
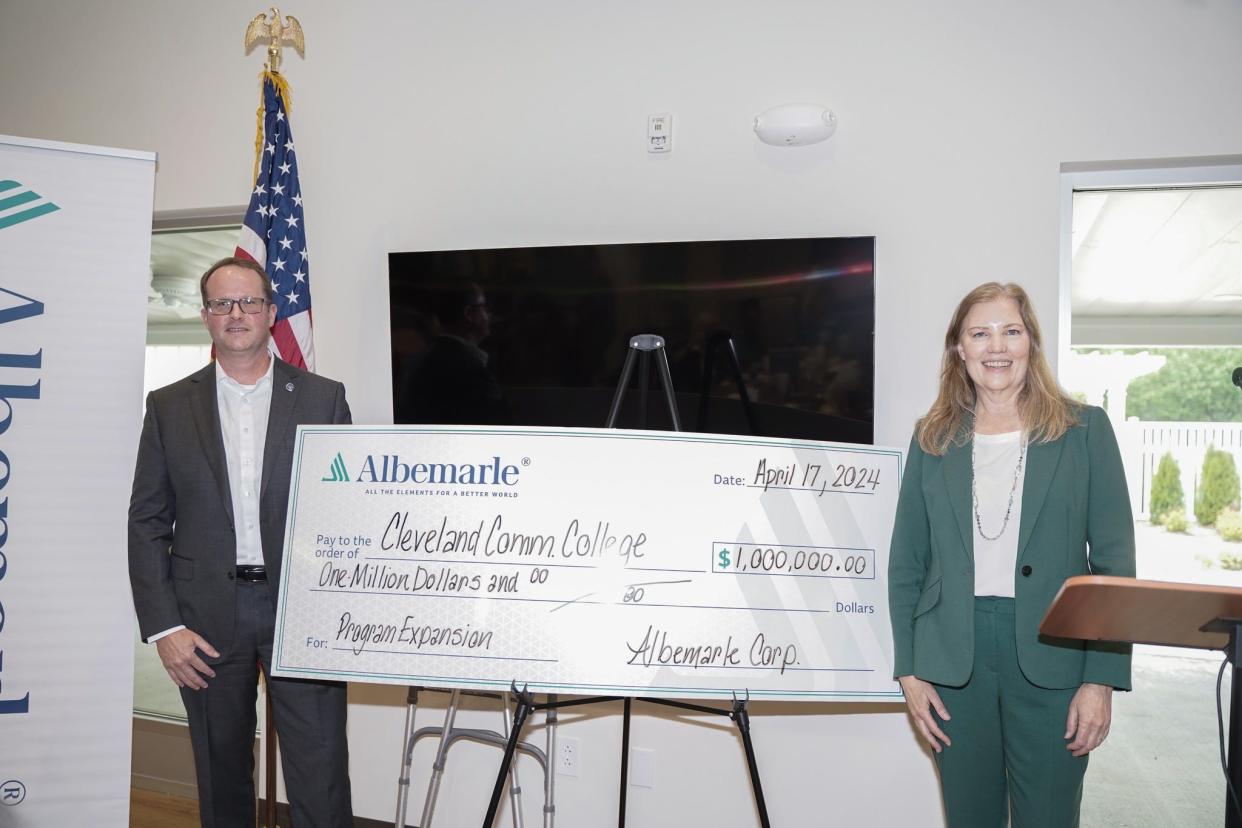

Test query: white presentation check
[272,426,904,702]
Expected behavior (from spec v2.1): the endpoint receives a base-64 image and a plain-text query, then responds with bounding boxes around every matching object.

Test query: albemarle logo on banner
[0,176,52,733]
[0,285,46,721]
[0,180,60,230]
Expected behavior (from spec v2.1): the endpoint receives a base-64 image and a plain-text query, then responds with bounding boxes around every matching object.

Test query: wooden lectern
[1041,575,1242,828]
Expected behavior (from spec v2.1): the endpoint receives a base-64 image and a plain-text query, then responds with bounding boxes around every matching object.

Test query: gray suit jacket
[128,358,351,654]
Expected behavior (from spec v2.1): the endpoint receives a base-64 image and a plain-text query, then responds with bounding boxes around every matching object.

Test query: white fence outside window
[1119,420,1242,519]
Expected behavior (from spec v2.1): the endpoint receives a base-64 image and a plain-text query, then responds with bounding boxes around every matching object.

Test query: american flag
[235,71,315,371]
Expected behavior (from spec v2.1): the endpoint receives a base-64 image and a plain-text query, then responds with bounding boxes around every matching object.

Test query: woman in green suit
[888,282,1135,827]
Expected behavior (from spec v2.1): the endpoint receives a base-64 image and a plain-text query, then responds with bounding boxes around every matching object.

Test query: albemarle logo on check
[321,450,524,488]
[322,452,349,482]
[275,426,904,702]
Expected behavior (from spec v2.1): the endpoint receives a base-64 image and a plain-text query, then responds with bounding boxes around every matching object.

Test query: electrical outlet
[558,737,580,777]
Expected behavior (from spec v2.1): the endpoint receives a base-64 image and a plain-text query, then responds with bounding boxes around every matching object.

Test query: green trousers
[932,597,1087,828]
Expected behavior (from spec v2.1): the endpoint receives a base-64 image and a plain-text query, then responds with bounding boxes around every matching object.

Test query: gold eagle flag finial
[244,7,305,73]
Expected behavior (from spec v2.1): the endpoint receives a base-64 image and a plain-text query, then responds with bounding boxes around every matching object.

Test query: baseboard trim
[131,716,200,800]
[132,772,198,800]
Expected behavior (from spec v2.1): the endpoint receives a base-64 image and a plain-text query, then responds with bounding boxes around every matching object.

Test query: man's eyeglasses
[204,297,269,315]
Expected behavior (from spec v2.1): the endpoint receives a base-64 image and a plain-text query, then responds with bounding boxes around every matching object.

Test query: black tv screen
[389,236,874,444]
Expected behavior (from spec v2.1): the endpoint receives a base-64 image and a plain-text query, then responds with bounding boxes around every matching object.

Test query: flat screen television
[389,236,874,444]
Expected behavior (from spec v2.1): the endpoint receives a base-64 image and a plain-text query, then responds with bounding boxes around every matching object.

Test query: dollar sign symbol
[718,548,731,569]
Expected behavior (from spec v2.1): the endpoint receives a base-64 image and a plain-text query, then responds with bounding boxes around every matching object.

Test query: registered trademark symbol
[0,780,26,806]
[521,457,531,466]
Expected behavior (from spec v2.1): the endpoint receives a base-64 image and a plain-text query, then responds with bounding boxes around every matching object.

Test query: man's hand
[1065,682,1113,757]
[155,629,219,690]
[898,674,952,753]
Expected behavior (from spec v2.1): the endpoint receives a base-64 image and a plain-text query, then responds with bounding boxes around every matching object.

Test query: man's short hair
[200,256,276,305]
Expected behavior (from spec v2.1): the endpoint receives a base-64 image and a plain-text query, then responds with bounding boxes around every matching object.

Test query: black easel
[696,330,760,436]
[479,685,770,828]
[482,334,772,828]
[482,686,772,828]
[619,693,770,828]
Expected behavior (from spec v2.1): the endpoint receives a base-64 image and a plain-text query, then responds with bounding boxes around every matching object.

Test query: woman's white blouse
[972,430,1026,598]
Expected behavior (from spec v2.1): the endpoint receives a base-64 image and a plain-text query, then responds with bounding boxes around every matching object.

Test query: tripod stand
[606,334,681,430]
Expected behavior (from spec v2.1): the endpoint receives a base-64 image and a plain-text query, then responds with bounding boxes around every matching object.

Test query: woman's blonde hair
[916,282,1079,455]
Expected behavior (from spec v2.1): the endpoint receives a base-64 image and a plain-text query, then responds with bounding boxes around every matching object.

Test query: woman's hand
[1065,682,1113,757]
[898,674,951,753]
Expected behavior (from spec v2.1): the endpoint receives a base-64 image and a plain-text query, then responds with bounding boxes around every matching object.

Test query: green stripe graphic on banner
[0,190,41,212]
[0,180,60,230]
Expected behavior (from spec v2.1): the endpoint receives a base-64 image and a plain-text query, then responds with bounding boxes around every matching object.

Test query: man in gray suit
[129,256,353,827]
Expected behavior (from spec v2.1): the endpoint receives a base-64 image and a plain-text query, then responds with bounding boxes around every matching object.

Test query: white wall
[4,0,1242,824]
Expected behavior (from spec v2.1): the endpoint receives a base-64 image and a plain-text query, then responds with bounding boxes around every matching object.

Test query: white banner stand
[0,134,155,826]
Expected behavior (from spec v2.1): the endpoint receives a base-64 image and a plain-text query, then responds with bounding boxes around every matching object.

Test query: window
[133,214,241,721]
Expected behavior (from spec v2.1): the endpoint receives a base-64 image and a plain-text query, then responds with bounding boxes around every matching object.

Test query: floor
[130,788,199,828]
[1082,647,1229,827]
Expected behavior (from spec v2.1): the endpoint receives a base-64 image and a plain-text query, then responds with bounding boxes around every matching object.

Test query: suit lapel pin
[286,382,295,392]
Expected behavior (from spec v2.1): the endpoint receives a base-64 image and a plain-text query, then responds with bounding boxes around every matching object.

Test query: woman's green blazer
[888,405,1136,690]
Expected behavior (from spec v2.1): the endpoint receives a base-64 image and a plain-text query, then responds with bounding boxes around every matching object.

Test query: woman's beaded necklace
[971,432,1027,541]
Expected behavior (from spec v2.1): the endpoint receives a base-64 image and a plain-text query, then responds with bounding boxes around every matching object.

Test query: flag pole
[242,9,309,825]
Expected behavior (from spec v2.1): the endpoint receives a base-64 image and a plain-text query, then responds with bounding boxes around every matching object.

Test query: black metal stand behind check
[696,330,760,436]
[482,334,771,828]
[483,685,771,828]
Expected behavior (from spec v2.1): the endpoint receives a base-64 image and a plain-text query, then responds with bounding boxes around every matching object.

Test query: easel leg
[483,684,535,828]
[500,692,525,828]
[732,697,771,828]
[605,349,638,428]
[637,355,650,428]
[618,697,631,828]
[653,346,680,430]
[394,687,421,828]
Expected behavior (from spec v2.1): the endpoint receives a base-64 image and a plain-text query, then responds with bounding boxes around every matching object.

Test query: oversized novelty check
[272,426,904,701]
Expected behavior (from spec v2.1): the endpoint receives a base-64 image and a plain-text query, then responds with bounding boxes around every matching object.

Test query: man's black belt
[235,565,267,582]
